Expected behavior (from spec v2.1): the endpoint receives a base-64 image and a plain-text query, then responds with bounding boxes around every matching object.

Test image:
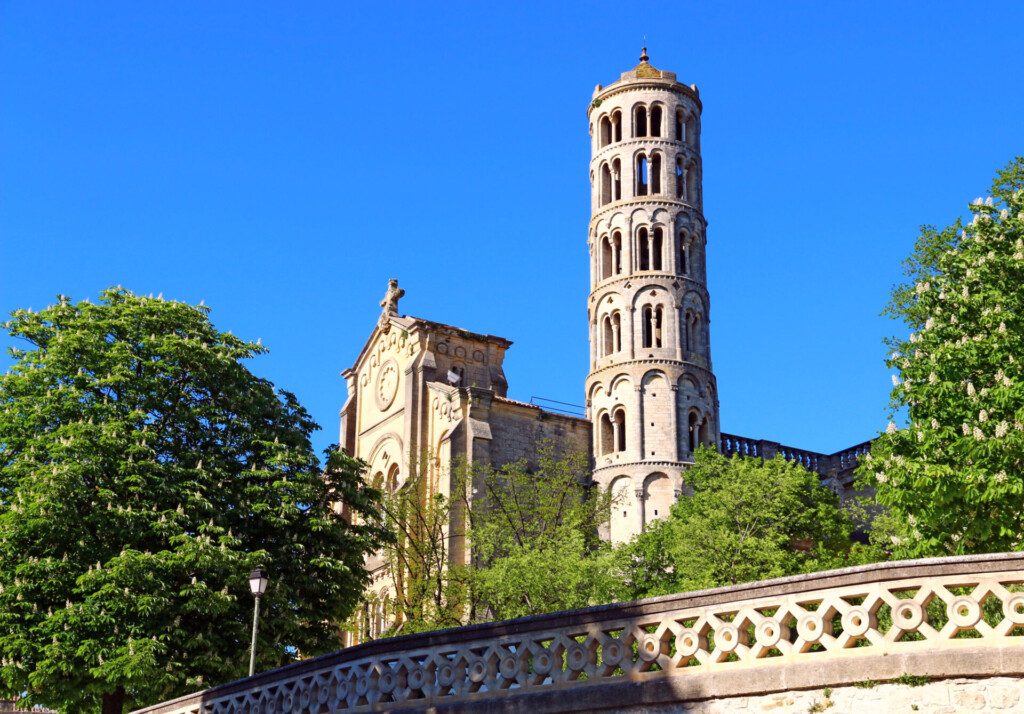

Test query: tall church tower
[585,50,720,542]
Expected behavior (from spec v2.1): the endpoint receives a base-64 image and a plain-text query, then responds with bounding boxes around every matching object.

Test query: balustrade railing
[134,554,1024,714]
[719,433,872,480]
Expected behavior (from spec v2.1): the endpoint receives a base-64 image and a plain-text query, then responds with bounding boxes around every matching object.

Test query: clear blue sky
[2,2,1022,458]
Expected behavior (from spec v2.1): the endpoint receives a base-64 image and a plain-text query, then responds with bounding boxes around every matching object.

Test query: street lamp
[248,567,269,677]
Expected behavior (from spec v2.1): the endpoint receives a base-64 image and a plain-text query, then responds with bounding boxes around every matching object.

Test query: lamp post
[248,567,269,677]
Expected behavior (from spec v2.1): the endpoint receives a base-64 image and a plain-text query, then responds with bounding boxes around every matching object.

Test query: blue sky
[2,1,1022,458]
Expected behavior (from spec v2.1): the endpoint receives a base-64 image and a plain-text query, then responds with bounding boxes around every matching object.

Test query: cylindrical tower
[585,50,720,543]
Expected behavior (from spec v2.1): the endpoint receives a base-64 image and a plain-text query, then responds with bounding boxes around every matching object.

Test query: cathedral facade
[339,52,869,638]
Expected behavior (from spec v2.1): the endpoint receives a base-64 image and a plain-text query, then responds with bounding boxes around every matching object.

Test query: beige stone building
[339,52,869,640]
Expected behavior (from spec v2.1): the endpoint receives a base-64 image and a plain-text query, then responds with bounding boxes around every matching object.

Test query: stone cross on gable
[378,278,405,334]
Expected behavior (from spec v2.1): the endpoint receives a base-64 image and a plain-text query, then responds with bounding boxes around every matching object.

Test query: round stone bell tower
[585,50,720,543]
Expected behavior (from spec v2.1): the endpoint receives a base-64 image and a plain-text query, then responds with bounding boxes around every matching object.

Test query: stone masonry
[586,50,719,542]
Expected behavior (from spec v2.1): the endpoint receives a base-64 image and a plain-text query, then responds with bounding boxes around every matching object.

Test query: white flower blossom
[986,196,994,206]
[925,317,935,330]
[928,372,938,384]
[891,374,901,387]
[886,422,898,435]
[908,514,918,526]
[973,197,984,205]
[890,535,903,546]
[979,409,989,422]
[999,322,1007,333]
[966,381,976,396]
[961,285,969,299]
[995,471,1008,483]
[916,430,924,443]
[996,421,1009,438]
[876,472,888,483]
[973,426,985,441]
[1000,209,1009,220]
[931,418,940,430]
[913,529,923,541]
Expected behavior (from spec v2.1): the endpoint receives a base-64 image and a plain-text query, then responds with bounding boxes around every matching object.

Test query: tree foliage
[468,447,619,621]
[372,461,470,636]
[619,448,871,599]
[0,289,386,712]
[861,156,1024,557]
[370,447,617,635]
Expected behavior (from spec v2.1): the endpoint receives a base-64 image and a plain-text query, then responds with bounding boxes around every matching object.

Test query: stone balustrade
[134,553,1024,713]
[719,433,873,485]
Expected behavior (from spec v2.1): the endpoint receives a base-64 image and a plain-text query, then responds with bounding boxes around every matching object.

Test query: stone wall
[653,676,1023,713]
[488,398,591,469]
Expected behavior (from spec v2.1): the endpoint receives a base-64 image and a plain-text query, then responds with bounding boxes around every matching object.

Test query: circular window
[376,360,399,410]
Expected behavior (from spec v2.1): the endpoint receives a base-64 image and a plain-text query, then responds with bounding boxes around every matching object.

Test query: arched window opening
[600,116,612,147]
[675,109,684,141]
[612,110,623,142]
[676,157,685,199]
[636,154,649,196]
[600,413,614,455]
[686,313,701,353]
[699,416,711,446]
[679,232,688,275]
[641,306,653,348]
[634,105,648,138]
[653,306,664,348]
[638,227,650,270]
[686,115,697,146]
[611,312,622,352]
[602,314,614,356]
[612,159,622,201]
[652,227,663,271]
[688,411,700,452]
[613,409,627,452]
[611,230,623,274]
[601,236,613,280]
[686,164,698,205]
[651,153,662,194]
[600,163,612,206]
[650,105,663,137]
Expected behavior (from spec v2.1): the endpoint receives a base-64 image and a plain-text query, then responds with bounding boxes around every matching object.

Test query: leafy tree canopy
[618,448,874,600]
[468,447,619,621]
[369,446,618,635]
[861,156,1024,557]
[0,288,386,713]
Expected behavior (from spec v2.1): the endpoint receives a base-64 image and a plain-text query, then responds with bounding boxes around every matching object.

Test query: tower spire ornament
[378,278,405,334]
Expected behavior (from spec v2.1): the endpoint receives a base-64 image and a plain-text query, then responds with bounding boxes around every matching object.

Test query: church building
[338,52,869,637]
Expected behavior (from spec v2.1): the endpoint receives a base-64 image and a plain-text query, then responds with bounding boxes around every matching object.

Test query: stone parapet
[132,553,1024,713]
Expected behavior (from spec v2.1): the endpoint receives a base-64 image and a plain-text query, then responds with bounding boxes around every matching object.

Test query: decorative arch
[643,472,674,523]
[609,475,637,543]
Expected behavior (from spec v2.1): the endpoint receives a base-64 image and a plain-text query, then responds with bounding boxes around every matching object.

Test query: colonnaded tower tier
[586,50,720,542]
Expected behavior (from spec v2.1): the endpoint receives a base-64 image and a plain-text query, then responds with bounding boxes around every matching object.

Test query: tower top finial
[640,46,649,63]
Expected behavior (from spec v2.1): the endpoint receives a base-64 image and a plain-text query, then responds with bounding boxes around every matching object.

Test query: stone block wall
[488,399,592,470]
[652,676,1023,713]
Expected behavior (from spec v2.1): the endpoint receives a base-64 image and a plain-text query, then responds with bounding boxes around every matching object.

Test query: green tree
[619,448,871,599]
[367,447,618,634]
[0,289,386,713]
[468,447,619,621]
[861,157,1024,557]
[374,459,471,636]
